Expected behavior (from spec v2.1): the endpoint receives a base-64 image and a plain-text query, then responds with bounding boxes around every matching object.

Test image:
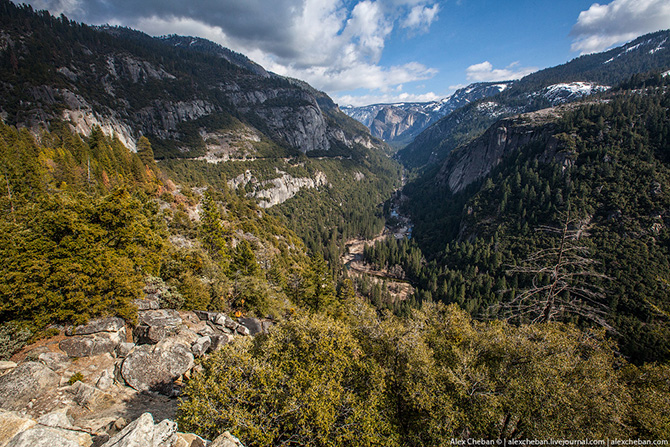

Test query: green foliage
[397,86,670,362]
[178,314,397,447]
[0,321,31,360]
[180,301,668,443]
[67,372,84,385]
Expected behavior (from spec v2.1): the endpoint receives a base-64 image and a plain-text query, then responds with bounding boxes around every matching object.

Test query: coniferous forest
[0,1,669,445]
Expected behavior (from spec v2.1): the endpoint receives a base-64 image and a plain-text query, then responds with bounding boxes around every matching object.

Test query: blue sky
[23,0,670,106]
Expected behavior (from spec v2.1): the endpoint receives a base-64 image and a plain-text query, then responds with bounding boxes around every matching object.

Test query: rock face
[0,362,60,411]
[120,339,194,394]
[228,170,329,208]
[436,110,565,193]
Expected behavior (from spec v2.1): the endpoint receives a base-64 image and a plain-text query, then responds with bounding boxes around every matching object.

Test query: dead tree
[495,207,613,330]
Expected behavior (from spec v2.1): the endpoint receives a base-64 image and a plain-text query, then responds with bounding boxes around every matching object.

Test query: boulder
[38,352,70,371]
[0,362,60,411]
[190,337,211,358]
[121,339,194,395]
[237,318,263,335]
[100,412,156,447]
[209,431,245,447]
[193,311,217,321]
[5,426,89,447]
[59,330,126,358]
[69,381,103,407]
[134,310,182,345]
[66,317,125,336]
[195,323,215,337]
[0,410,36,447]
[212,313,228,327]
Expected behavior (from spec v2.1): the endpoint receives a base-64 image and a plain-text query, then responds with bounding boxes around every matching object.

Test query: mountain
[391,75,670,363]
[0,3,379,157]
[0,0,400,262]
[341,81,513,148]
[397,30,670,168]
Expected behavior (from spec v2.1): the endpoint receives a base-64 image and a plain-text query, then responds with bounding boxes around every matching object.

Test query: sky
[21,0,670,106]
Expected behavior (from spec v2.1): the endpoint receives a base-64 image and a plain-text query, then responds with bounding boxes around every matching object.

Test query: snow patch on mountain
[541,82,610,104]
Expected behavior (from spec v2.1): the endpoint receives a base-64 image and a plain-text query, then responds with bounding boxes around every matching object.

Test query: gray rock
[236,325,251,336]
[134,310,182,345]
[190,337,211,358]
[116,342,136,358]
[209,431,245,447]
[208,334,234,353]
[121,339,194,395]
[193,311,217,321]
[0,410,37,447]
[6,427,83,447]
[66,317,125,336]
[152,419,178,447]
[59,330,125,358]
[97,369,114,391]
[70,380,102,407]
[261,321,274,333]
[36,410,72,428]
[0,362,60,411]
[238,318,263,335]
[100,412,155,447]
[196,324,216,337]
[224,318,239,331]
[134,297,160,311]
[212,313,228,327]
[38,352,70,371]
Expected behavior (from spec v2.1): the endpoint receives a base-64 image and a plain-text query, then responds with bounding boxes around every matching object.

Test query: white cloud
[401,4,440,32]
[24,0,442,100]
[571,0,670,54]
[334,90,442,107]
[465,61,537,82]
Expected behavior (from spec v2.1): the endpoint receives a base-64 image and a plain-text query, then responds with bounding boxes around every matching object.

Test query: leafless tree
[494,207,613,330]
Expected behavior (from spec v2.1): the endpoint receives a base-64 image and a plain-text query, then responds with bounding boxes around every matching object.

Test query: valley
[0,1,669,445]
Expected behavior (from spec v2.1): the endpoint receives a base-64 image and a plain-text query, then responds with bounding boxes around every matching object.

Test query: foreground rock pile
[0,307,271,446]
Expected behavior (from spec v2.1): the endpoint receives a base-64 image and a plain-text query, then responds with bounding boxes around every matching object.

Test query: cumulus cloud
[571,0,670,54]
[24,0,441,98]
[465,61,537,82]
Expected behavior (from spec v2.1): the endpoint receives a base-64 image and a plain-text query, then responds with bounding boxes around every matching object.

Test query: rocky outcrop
[228,170,329,208]
[0,362,60,412]
[0,410,224,447]
[437,108,568,193]
[134,310,183,345]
